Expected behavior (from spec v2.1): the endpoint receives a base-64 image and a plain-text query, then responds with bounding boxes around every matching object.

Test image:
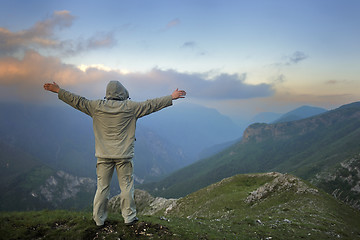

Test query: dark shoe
[96,220,109,229]
[96,224,105,229]
[125,217,139,226]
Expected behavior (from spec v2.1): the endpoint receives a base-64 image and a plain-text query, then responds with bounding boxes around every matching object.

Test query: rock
[244,172,318,204]
[108,189,178,215]
[283,219,292,223]
[256,219,263,225]
[34,170,96,206]
[312,153,360,210]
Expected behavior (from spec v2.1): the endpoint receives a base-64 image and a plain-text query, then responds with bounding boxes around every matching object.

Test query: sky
[0,0,359,123]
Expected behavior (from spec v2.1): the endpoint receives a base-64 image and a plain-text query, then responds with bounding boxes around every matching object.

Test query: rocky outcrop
[312,154,360,210]
[245,172,318,204]
[30,170,96,207]
[108,189,178,215]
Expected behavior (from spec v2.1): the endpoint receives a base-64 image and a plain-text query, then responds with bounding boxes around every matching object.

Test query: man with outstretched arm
[43,80,186,226]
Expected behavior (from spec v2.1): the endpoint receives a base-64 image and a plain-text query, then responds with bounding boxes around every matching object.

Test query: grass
[156,173,360,240]
[0,210,178,240]
[1,173,360,239]
[2,209,359,240]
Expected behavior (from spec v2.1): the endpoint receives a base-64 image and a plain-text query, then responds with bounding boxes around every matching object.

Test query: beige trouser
[93,158,136,225]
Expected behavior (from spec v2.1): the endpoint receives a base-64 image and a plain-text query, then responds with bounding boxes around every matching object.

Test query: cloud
[274,74,286,83]
[325,79,351,85]
[180,41,206,56]
[0,51,274,102]
[0,10,74,55]
[59,32,117,56]
[181,41,197,49]
[165,18,180,30]
[272,51,309,68]
[0,10,116,56]
[150,69,274,100]
[286,51,308,65]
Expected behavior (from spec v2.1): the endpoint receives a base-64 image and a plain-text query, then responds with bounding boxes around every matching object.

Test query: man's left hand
[43,82,60,93]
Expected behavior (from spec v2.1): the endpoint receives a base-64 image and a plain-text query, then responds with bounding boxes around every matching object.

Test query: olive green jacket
[58,81,172,159]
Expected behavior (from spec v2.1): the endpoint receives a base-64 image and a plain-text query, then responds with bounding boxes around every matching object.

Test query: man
[43,80,186,226]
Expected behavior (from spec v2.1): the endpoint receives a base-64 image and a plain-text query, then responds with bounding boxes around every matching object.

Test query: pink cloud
[0,11,75,55]
[0,10,116,56]
[165,18,180,30]
[0,50,274,102]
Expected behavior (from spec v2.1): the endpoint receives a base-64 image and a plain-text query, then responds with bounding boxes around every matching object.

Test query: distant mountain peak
[338,101,360,109]
[242,101,360,144]
[272,105,327,123]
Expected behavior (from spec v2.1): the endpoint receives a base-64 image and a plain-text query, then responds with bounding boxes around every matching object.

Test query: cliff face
[240,102,360,210]
[242,102,360,144]
[313,154,360,210]
[33,170,96,208]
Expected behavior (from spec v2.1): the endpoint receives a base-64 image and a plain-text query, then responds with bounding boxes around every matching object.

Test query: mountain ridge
[141,101,360,208]
[0,101,242,211]
[272,105,327,123]
[0,140,95,211]
[0,102,187,182]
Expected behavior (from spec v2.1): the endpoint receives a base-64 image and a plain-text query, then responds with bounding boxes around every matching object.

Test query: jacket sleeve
[133,95,173,119]
[58,88,95,116]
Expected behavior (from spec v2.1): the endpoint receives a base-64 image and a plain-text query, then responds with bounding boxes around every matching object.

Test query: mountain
[133,124,186,183]
[0,102,96,178]
[272,105,327,123]
[197,138,239,160]
[0,100,241,210]
[0,102,186,184]
[0,101,190,210]
[141,101,360,206]
[141,103,243,162]
[0,102,241,183]
[249,105,327,124]
[250,111,282,123]
[0,140,95,211]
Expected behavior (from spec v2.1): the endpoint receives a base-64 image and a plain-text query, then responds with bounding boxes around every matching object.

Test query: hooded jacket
[58,81,173,159]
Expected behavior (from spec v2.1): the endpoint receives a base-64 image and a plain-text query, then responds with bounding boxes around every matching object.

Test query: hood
[105,80,129,101]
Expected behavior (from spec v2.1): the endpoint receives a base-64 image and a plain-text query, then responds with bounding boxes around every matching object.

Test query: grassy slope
[141,105,360,198]
[162,173,360,240]
[314,154,360,209]
[1,173,360,240]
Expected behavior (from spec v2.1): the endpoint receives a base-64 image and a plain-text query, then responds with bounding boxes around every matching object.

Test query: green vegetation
[2,173,360,239]
[0,210,174,240]
[141,102,360,200]
[160,173,360,239]
[314,154,360,210]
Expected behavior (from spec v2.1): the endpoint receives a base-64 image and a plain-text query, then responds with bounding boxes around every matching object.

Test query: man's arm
[43,82,94,116]
[133,88,186,119]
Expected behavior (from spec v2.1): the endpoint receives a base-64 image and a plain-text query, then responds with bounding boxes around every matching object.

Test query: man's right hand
[43,82,60,93]
[171,88,186,100]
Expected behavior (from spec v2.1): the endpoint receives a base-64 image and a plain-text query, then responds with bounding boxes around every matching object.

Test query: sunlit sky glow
[0,0,359,123]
